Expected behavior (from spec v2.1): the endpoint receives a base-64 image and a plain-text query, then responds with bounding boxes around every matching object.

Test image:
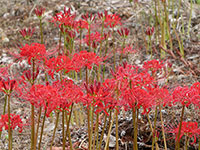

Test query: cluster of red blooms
[45,51,103,78]
[172,82,200,107]
[18,43,47,64]
[167,121,200,143]
[145,26,154,36]
[0,114,24,133]
[21,80,83,117]
[83,79,117,115]
[2,6,200,147]
[19,27,35,40]
[0,78,17,95]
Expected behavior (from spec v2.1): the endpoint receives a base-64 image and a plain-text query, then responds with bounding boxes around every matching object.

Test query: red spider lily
[143,59,165,76]
[71,51,103,70]
[76,19,89,30]
[19,27,35,40]
[145,26,154,36]
[167,122,200,144]
[21,67,40,83]
[118,79,153,113]
[84,31,103,46]
[116,44,136,55]
[111,62,155,88]
[65,29,76,42]
[0,114,24,133]
[17,43,47,64]
[97,10,108,20]
[172,86,199,107]
[82,12,96,24]
[34,6,45,18]
[51,7,76,30]
[0,78,17,95]
[45,55,73,79]
[190,82,200,108]
[83,79,117,115]
[117,27,130,37]
[146,85,172,107]
[21,80,83,117]
[104,32,110,40]
[191,82,200,93]
[104,13,121,28]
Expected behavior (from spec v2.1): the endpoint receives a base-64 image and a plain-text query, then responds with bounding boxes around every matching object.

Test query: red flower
[83,79,117,115]
[147,85,172,107]
[172,86,199,107]
[21,80,83,116]
[82,12,96,24]
[0,114,24,133]
[167,121,200,144]
[51,8,76,30]
[72,51,103,70]
[0,78,17,95]
[76,19,89,30]
[19,27,35,40]
[84,31,103,46]
[191,82,200,108]
[18,43,47,64]
[117,27,129,37]
[112,63,155,88]
[34,6,45,18]
[116,44,136,55]
[104,13,121,28]
[143,59,165,76]
[145,26,154,36]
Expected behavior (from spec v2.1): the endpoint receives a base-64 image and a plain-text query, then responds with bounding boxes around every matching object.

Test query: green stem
[50,111,60,150]
[87,106,91,150]
[39,19,43,44]
[152,106,158,150]
[104,111,115,150]
[187,0,193,37]
[159,105,167,150]
[115,109,119,150]
[175,105,185,150]
[62,110,66,150]
[35,107,42,146]
[0,95,7,138]
[120,38,126,63]
[98,112,108,150]
[31,104,35,150]
[7,94,12,150]
[185,135,188,150]
[90,104,94,150]
[198,137,200,150]
[163,0,173,51]
[58,29,62,55]
[88,24,91,52]
[92,112,99,150]
[133,107,138,150]
[38,106,47,150]
[112,28,116,71]
[79,29,83,51]
[64,104,74,150]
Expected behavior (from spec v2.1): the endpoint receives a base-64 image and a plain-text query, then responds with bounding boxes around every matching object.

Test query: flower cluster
[83,79,117,115]
[21,80,83,117]
[18,43,46,64]
[167,121,200,143]
[0,114,24,133]
[0,78,17,95]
